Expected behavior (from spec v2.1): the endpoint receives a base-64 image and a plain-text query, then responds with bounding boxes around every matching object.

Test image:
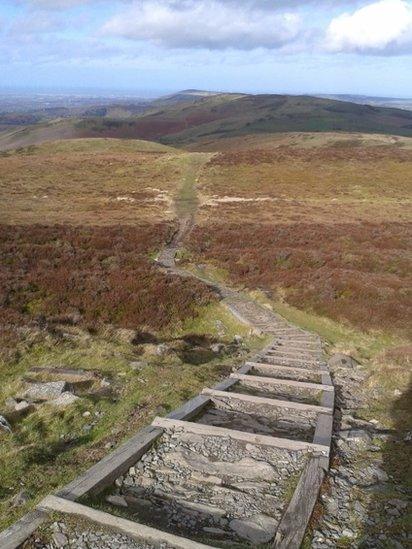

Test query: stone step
[40,496,213,549]
[152,417,329,453]
[274,334,320,341]
[105,418,325,546]
[190,390,322,442]
[265,350,323,361]
[267,347,322,356]
[198,389,331,443]
[229,374,333,407]
[202,389,332,415]
[250,359,322,373]
[270,344,322,352]
[245,362,323,384]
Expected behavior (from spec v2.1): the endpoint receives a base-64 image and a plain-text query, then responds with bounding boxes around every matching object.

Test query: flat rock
[230,513,277,543]
[329,353,359,370]
[22,381,70,402]
[48,392,80,408]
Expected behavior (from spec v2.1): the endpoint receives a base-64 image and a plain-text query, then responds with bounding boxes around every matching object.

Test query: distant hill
[1,92,412,151]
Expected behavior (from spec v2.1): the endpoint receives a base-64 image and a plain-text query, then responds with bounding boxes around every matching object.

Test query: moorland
[0,91,411,543]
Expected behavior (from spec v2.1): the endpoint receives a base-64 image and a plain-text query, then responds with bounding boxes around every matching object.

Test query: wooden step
[230,373,333,392]
[152,417,329,453]
[245,362,323,383]
[202,388,332,414]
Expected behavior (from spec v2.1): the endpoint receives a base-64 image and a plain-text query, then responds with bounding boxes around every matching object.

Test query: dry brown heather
[0,224,214,338]
[188,138,412,338]
[0,139,188,225]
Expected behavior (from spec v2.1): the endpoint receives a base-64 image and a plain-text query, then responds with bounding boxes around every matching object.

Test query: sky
[0,0,411,97]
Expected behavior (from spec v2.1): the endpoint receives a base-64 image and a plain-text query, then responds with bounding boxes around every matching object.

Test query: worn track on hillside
[0,162,334,549]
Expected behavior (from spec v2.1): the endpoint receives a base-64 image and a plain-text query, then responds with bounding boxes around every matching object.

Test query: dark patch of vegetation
[0,224,215,338]
[188,222,412,339]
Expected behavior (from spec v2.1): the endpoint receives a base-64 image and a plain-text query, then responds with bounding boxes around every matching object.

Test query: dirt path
[156,152,210,269]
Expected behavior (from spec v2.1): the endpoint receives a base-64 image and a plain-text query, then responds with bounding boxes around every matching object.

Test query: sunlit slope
[0,138,186,225]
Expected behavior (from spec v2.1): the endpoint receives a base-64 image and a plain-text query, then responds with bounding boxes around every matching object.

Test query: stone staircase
[100,297,334,548]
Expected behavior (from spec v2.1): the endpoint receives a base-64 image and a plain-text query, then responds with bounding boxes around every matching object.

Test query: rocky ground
[108,427,309,546]
[310,355,410,548]
[25,520,169,549]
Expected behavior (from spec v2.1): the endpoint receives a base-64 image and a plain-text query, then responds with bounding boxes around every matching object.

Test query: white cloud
[325,0,412,54]
[102,0,303,50]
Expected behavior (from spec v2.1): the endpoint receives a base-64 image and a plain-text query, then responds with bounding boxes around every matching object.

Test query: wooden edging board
[0,510,47,549]
[40,496,215,549]
[274,455,329,548]
[151,416,330,453]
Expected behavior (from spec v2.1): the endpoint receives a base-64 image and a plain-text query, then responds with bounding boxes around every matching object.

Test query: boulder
[22,381,70,402]
[211,343,225,354]
[25,367,98,388]
[328,353,359,370]
[129,361,147,371]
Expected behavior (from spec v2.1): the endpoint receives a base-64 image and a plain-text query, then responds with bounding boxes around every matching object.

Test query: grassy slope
[0,138,186,225]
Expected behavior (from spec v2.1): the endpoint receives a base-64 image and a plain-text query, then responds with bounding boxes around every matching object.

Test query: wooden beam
[167,394,210,421]
[0,510,47,549]
[57,426,162,500]
[230,373,334,391]
[152,417,329,453]
[313,413,333,447]
[274,456,329,549]
[40,496,214,549]
[202,388,332,414]
[246,362,322,379]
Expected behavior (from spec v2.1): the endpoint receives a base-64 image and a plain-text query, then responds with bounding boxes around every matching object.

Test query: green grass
[0,301,265,530]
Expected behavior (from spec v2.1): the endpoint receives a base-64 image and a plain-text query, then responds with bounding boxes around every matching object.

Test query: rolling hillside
[1,92,412,151]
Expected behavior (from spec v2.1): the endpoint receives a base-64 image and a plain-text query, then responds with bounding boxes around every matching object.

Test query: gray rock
[52,532,69,547]
[329,353,359,370]
[22,381,69,402]
[340,429,371,442]
[106,495,128,507]
[0,415,12,433]
[11,490,29,507]
[211,343,225,354]
[156,343,170,356]
[230,514,277,544]
[48,392,80,408]
[114,328,137,344]
[129,361,146,371]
